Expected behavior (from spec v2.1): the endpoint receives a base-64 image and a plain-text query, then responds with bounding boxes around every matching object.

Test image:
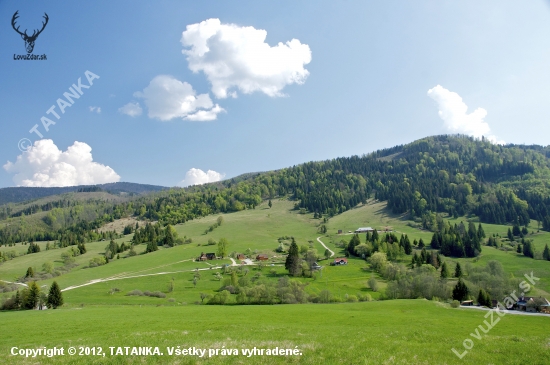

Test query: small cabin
[256,254,269,261]
[331,258,348,266]
[206,253,216,260]
[236,253,246,260]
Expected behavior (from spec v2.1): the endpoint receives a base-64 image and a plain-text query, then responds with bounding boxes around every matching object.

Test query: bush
[347,295,358,302]
[451,300,460,308]
[147,291,166,298]
[0,282,19,293]
[207,290,230,305]
[222,285,238,294]
[358,293,373,302]
[1,296,18,310]
[318,290,333,303]
[127,290,143,296]
[89,257,107,267]
[126,289,165,298]
[368,277,379,292]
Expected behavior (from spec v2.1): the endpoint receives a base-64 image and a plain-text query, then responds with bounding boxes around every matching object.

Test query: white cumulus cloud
[134,75,225,121]
[3,139,120,187]
[180,168,225,187]
[118,102,143,117]
[181,18,312,99]
[427,85,503,143]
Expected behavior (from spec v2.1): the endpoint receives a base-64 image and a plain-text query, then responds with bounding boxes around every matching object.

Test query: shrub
[451,300,460,308]
[368,277,379,292]
[1,296,18,310]
[318,290,333,303]
[222,285,238,294]
[89,257,107,267]
[347,295,358,302]
[127,290,143,296]
[147,291,166,298]
[358,293,373,302]
[0,282,19,293]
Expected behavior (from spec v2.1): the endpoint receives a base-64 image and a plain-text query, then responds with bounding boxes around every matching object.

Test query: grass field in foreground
[1,300,549,365]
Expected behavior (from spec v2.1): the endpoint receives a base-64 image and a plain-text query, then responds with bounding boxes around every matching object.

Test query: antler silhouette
[11,11,49,53]
[11,11,26,37]
[30,13,49,39]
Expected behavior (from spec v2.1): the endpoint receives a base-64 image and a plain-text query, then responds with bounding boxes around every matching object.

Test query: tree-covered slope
[2,134,550,246]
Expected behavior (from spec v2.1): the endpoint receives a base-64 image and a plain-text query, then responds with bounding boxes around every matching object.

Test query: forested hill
[0,182,167,205]
[2,135,550,245]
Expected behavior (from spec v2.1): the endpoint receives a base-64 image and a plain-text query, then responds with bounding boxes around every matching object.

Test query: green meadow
[1,199,550,364]
[2,300,550,364]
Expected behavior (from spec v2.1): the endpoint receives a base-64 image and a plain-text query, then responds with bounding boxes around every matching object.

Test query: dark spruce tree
[347,234,361,256]
[24,281,40,310]
[403,235,412,255]
[454,262,463,278]
[164,225,174,247]
[440,261,449,279]
[507,228,514,242]
[46,281,63,309]
[522,241,535,258]
[477,288,492,307]
[452,279,469,302]
[543,244,550,261]
[285,238,301,277]
[477,223,485,239]
[25,267,34,278]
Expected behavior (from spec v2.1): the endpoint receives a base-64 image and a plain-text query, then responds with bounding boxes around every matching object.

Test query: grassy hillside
[3,199,549,304]
[2,197,550,364]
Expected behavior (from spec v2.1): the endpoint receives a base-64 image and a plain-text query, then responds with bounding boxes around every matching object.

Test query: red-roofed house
[332,258,348,266]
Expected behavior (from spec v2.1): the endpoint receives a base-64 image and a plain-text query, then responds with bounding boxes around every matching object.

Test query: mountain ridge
[0,182,168,206]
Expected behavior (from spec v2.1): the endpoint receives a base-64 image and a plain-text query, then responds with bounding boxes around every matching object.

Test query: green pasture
[1,300,549,364]
[2,199,550,304]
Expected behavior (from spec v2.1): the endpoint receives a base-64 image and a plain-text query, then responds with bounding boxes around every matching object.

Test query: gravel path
[317,236,335,257]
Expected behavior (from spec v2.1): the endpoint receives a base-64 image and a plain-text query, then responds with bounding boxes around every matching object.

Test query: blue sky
[1,1,549,188]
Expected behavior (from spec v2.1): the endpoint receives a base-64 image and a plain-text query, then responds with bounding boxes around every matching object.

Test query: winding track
[46,239,335,292]
[317,236,335,257]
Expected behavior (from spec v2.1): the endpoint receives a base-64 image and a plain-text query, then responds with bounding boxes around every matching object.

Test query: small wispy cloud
[89,106,101,114]
[118,102,143,117]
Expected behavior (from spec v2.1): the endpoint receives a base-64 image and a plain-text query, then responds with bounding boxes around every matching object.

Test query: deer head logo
[11,11,49,54]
